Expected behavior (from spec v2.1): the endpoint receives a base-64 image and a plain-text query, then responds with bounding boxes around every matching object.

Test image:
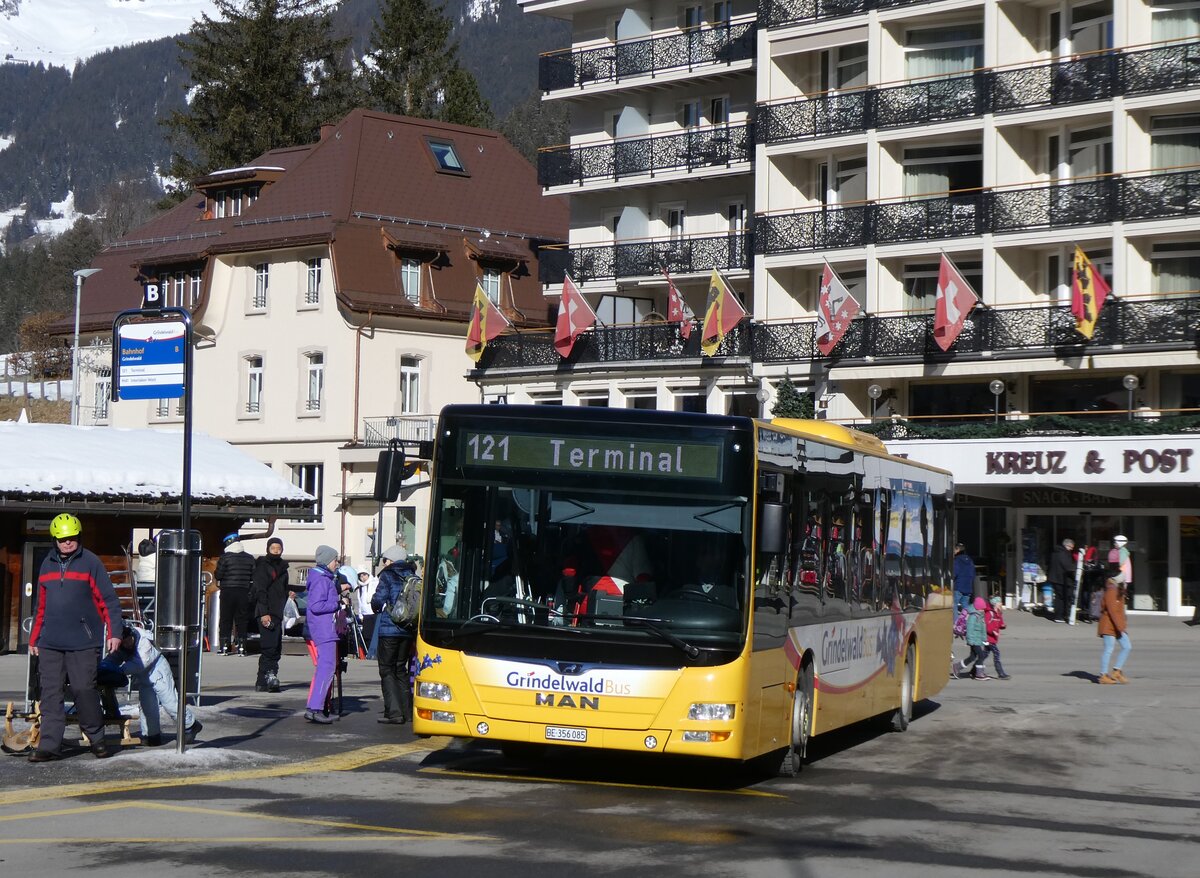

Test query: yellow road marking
[0,739,448,807]
[0,800,493,841]
[420,766,785,798]
[0,837,432,845]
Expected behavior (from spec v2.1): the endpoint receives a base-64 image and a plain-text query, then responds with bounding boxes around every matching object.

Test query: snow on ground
[34,189,83,237]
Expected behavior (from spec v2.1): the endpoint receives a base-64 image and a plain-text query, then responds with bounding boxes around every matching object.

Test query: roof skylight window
[426,138,468,175]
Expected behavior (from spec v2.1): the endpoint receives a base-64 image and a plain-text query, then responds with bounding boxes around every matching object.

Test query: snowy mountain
[0,0,218,66]
[0,0,566,241]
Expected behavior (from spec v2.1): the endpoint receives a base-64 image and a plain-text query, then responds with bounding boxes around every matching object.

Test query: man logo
[142,283,162,309]
[535,693,599,710]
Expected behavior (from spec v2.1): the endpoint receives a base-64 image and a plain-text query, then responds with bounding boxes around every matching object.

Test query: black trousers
[377,635,413,720]
[1056,582,1075,620]
[219,588,251,646]
[37,646,104,754]
[257,616,282,682]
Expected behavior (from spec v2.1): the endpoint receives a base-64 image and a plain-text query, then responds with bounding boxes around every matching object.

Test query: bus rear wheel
[891,642,915,733]
[779,664,814,778]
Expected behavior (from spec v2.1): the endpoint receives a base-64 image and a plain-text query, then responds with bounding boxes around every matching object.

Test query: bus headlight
[688,703,736,721]
[417,708,457,723]
[418,681,452,702]
[682,730,731,743]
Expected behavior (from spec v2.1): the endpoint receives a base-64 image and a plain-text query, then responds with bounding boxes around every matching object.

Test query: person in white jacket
[354,569,380,659]
[113,625,201,747]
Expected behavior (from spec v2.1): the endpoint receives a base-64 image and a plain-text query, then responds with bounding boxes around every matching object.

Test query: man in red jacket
[28,513,123,762]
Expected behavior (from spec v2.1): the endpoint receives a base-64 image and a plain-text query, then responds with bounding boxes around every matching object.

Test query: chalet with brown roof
[73,108,567,570]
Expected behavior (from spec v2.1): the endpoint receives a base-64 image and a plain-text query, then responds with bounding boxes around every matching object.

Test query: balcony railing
[473,295,1200,372]
[539,21,755,93]
[538,123,753,188]
[756,168,1200,255]
[539,231,751,284]
[362,415,437,447]
[757,39,1200,146]
[475,320,749,369]
[758,0,934,30]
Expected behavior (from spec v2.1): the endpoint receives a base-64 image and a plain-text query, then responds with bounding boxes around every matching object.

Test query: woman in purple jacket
[304,546,345,723]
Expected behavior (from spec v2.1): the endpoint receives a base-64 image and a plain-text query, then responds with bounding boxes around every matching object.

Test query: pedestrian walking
[966,596,989,680]
[984,595,1010,680]
[214,532,255,655]
[27,513,124,762]
[953,543,975,613]
[303,545,345,723]
[112,624,201,746]
[371,545,417,725]
[251,537,288,692]
[1097,576,1132,684]
[1047,538,1076,623]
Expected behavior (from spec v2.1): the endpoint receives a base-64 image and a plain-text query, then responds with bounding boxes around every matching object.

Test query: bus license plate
[545,725,587,743]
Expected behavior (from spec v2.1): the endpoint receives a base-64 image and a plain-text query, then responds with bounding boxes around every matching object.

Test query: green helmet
[49,513,82,540]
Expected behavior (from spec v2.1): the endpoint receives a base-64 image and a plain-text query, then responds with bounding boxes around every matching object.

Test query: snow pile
[0,421,312,502]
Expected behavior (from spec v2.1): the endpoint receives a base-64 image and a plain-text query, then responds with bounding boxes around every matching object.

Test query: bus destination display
[460,432,723,480]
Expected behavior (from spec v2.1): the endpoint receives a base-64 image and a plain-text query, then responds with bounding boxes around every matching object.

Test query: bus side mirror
[373,444,406,503]
[758,502,787,556]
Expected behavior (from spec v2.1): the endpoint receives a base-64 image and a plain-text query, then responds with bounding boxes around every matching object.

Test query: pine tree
[771,377,815,419]
[361,0,493,128]
[499,89,570,165]
[163,0,355,187]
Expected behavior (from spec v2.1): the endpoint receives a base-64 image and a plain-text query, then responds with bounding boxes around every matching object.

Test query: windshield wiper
[568,613,701,660]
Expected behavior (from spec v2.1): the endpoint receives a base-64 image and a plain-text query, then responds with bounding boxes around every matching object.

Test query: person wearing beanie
[983,595,1011,680]
[371,546,418,724]
[382,544,407,564]
[251,537,289,692]
[965,596,990,680]
[214,532,256,655]
[303,546,344,723]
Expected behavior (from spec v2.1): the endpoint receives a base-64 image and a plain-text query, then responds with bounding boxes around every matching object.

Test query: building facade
[503,0,1200,614]
[74,109,567,575]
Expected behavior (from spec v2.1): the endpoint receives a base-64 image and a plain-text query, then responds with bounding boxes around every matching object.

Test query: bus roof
[762,418,953,477]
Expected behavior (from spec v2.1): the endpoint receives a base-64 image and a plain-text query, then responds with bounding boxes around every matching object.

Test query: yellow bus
[411,404,954,774]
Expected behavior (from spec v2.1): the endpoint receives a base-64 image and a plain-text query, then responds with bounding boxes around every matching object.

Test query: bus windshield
[425,482,748,654]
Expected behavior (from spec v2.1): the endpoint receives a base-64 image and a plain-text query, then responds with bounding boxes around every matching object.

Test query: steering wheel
[467,613,501,624]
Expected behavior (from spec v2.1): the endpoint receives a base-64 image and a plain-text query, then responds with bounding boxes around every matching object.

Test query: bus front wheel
[779,663,814,777]
[891,642,915,733]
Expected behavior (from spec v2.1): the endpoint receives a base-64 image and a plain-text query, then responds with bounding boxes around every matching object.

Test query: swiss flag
[664,269,693,340]
[815,263,861,356]
[554,274,598,358]
[932,253,979,352]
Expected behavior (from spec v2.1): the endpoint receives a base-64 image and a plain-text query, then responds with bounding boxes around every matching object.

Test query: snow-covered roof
[0,422,312,509]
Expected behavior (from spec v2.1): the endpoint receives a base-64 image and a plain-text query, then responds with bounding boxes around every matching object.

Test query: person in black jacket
[1047,537,1077,623]
[371,545,417,724]
[251,537,289,692]
[215,532,256,655]
[28,513,124,762]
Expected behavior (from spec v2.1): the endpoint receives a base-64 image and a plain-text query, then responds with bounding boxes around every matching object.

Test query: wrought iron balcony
[758,0,934,30]
[471,294,1200,374]
[539,21,755,93]
[538,231,751,284]
[756,168,1200,256]
[538,123,753,188]
[757,40,1200,147]
[475,320,748,370]
[362,415,437,447]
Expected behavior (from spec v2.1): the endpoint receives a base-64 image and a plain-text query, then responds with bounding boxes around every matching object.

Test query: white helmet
[1113,534,1128,545]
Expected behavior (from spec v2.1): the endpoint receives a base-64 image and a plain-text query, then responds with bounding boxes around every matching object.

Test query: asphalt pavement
[0,611,1197,877]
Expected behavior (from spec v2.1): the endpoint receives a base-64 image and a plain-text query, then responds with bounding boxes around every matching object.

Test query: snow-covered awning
[0,422,315,518]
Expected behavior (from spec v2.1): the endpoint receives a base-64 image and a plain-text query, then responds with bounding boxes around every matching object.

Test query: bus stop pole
[176,313,194,754]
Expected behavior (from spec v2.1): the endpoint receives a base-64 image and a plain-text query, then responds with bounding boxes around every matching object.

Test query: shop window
[910,381,997,426]
[1027,375,1130,418]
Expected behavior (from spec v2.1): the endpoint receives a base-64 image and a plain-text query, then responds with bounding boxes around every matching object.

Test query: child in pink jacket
[983,595,1011,680]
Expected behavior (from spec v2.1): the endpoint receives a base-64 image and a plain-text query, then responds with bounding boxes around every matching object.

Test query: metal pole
[177,312,194,754]
[71,274,81,426]
[1127,387,1133,421]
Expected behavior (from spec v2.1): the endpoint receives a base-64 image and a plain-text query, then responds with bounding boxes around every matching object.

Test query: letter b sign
[142,283,161,308]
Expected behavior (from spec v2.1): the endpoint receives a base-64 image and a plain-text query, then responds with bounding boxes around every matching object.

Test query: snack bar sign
[116,320,186,400]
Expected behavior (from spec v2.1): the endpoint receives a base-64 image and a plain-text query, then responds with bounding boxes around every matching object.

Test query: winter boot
[255,678,269,692]
[266,673,280,693]
[1097,673,1118,684]
[218,642,230,656]
[1110,668,1129,683]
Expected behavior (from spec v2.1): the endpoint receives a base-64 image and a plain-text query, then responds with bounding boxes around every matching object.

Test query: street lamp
[1122,374,1139,421]
[989,379,1006,425]
[71,268,102,426]
[867,383,883,421]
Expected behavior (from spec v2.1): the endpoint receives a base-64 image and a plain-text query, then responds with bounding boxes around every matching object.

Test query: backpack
[388,572,423,627]
[953,608,968,639]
